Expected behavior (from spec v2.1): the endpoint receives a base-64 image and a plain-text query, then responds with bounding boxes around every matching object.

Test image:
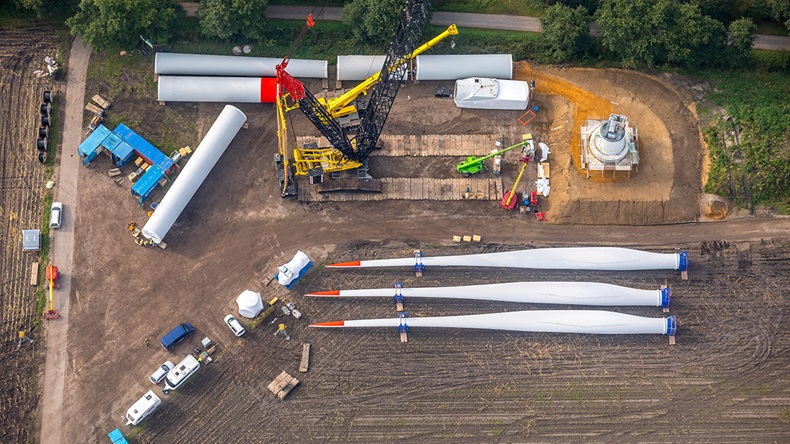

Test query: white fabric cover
[236,290,264,319]
[278,251,310,286]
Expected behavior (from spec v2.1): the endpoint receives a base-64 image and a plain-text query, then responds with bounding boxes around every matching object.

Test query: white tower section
[142,105,246,244]
[580,113,639,178]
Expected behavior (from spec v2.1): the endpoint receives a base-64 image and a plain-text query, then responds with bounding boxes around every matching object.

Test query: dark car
[160,323,194,350]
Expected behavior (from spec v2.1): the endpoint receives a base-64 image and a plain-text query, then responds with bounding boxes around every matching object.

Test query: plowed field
[0,27,57,443]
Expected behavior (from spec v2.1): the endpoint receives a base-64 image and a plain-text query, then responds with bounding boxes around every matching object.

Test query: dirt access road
[38,36,90,444]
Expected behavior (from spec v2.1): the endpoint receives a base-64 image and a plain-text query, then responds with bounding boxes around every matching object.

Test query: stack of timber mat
[299,177,503,202]
[296,134,499,157]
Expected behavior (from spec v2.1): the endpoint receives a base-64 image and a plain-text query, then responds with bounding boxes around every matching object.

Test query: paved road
[264,5,790,50]
[39,36,90,444]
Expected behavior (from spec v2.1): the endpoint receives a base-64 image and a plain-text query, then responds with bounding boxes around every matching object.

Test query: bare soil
[0,15,783,444]
[0,27,59,444]
[52,52,790,444]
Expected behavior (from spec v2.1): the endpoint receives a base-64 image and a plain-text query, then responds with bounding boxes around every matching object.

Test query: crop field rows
[0,28,54,443]
[136,240,789,443]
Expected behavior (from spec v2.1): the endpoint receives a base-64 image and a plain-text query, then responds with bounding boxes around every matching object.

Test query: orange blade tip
[305,290,340,297]
[327,261,361,268]
[310,320,345,327]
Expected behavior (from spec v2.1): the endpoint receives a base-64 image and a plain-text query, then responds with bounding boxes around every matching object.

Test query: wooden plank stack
[299,177,503,202]
[267,371,300,400]
[299,343,311,373]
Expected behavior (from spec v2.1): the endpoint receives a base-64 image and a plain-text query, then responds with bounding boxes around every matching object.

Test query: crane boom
[321,24,458,118]
[277,0,436,162]
[352,0,434,160]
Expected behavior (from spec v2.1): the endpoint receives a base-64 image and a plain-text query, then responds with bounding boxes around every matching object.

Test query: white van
[125,390,161,425]
[163,355,200,394]
[50,202,63,229]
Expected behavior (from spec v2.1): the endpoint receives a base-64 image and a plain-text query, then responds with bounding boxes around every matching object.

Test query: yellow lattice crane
[282,24,459,179]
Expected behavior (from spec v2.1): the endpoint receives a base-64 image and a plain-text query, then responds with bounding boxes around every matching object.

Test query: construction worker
[274,323,290,340]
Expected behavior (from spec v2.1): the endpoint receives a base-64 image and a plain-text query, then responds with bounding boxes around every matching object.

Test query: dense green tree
[595,0,662,67]
[198,0,268,41]
[690,0,749,23]
[540,4,591,62]
[662,3,727,67]
[67,0,181,51]
[13,0,79,18]
[540,0,599,14]
[728,17,757,60]
[342,0,405,46]
[764,0,790,34]
[596,0,726,68]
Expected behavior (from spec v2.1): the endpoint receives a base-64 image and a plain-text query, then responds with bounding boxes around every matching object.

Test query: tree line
[8,0,790,68]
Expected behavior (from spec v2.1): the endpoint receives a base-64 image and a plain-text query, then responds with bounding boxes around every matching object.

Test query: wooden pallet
[267,371,299,400]
[30,263,39,286]
[85,103,104,115]
[92,94,111,109]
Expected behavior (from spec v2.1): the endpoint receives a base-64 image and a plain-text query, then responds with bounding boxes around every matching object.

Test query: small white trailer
[125,390,161,425]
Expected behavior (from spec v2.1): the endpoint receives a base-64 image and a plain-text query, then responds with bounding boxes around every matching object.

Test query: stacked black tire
[38,90,51,163]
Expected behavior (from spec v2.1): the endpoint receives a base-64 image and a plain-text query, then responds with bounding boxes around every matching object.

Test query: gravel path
[39,35,90,444]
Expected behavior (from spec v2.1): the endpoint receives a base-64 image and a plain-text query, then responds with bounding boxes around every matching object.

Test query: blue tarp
[78,125,111,165]
[113,124,174,172]
[107,428,128,444]
[131,165,166,204]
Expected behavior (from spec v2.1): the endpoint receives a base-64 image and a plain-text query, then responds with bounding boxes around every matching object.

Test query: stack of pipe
[155,52,328,103]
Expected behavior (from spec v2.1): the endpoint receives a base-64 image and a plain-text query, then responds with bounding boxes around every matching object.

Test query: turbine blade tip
[305,290,340,297]
[327,261,361,268]
[310,320,345,327]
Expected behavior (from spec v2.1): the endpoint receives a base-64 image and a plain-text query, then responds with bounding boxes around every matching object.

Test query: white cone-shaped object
[307,282,671,307]
[236,290,264,319]
[329,247,689,272]
[312,311,677,336]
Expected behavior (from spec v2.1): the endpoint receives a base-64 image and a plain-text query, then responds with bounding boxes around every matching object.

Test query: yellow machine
[279,24,459,178]
[293,145,363,176]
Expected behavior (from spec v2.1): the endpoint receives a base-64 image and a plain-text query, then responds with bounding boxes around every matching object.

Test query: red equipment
[43,264,60,320]
[530,191,538,207]
[501,156,530,211]
[535,211,547,221]
[46,264,60,288]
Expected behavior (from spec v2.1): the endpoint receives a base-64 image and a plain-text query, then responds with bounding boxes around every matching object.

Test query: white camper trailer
[453,77,531,110]
[163,355,200,394]
[125,390,161,425]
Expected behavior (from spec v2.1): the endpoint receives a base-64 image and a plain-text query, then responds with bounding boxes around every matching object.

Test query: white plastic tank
[155,52,328,78]
[415,54,513,81]
[141,105,246,244]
